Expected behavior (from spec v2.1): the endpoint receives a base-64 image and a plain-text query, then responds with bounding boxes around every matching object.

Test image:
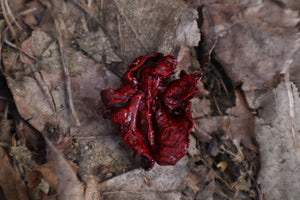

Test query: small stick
[281,35,300,163]
[213,94,222,115]
[117,14,123,56]
[71,0,105,29]
[53,16,81,126]
[17,7,37,17]
[4,0,23,30]
[0,0,17,40]
[4,39,37,61]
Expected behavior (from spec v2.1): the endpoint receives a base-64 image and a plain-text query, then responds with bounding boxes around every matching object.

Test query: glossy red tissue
[100,53,202,170]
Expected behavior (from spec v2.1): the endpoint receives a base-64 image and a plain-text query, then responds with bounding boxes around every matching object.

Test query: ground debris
[1,0,299,199]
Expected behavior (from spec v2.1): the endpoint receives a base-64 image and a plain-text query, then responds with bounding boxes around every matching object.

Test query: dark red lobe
[99,53,202,170]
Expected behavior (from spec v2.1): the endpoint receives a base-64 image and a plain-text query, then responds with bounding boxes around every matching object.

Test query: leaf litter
[0,0,299,200]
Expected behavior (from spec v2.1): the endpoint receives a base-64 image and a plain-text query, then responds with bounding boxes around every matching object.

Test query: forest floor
[0,0,299,200]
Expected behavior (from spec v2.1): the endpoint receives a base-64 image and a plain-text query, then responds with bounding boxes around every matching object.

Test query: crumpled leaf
[290,46,300,92]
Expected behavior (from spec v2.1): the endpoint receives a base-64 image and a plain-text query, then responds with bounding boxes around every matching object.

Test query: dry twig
[53,16,81,126]
[0,0,17,40]
[3,0,23,30]
[281,34,300,162]
[117,14,123,56]
[3,39,37,61]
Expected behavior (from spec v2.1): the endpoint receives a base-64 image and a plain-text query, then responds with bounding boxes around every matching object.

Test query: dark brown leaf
[0,148,29,200]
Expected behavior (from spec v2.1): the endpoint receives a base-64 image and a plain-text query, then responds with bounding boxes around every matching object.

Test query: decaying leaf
[227,89,258,153]
[256,81,300,199]
[77,30,122,64]
[0,147,29,200]
[202,1,300,91]
[45,137,84,200]
[22,0,46,29]
[101,0,197,67]
[84,176,101,200]
[185,172,200,194]
[99,157,189,200]
[5,0,298,199]
[193,89,258,153]
[176,8,201,47]
[183,165,216,200]
[27,160,78,191]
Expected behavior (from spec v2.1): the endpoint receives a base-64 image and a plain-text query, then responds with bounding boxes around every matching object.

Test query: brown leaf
[102,0,189,67]
[0,148,29,200]
[193,117,223,143]
[228,89,258,153]
[191,98,211,119]
[202,2,300,91]
[185,172,200,194]
[45,137,84,200]
[27,162,57,190]
[176,8,201,47]
[22,0,46,29]
[77,30,122,64]
[20,38,35,64]
[84,176,101,200]
[195,180,215,200]
[27,160,79,190]
[193,89,258,153]
[99,158,189,200]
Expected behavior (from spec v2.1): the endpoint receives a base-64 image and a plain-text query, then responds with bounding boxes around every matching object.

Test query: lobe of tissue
[100,53,202,170]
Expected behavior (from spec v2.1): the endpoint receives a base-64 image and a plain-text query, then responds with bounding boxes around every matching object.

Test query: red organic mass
[100,53,202,170]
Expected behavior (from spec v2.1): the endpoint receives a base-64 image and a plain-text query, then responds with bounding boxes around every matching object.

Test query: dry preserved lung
[100,53,202,170]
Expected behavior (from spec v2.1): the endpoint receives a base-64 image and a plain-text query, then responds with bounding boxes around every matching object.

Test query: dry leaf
[102,0,189,66]
[84,176,101,200]
[257,82,300,199]
[227,89,258,153]
[185,172,200,194]
[99,157,189,200]
[77,30,122,64]
[176,8,201,47]
[27,160,79,191]
[191,98,211,119]
[45,137,84,200]
[193,89,258,153]
[0,148,29,200]
[195,180,215,200]
[20,38,35,64]
[23,0,46,29]
[202,1,300,91]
